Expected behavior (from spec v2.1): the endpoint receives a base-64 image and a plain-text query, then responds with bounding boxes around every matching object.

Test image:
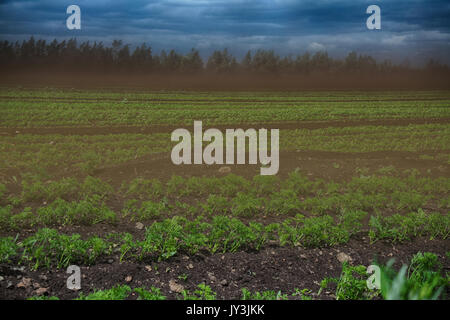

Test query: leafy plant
[369,210,449,243]
[135,287,166,300]
[136,200,167,220]
[181,284,216,300]
[202,194,230,216]
[265,189,301,215]
[0,235,19,263]
[378,252,447,300]
[21,228,110,269]
[140,218,185,260]
[231,193,263,217]
[319,262,378,300]
[76,285,131,300]
[178,273,188,282]
[292,288,313,300]
[36,197,117,227]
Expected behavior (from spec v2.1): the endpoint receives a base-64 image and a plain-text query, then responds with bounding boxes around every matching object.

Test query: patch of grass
[134,287,166,300]
[76,285,131,300]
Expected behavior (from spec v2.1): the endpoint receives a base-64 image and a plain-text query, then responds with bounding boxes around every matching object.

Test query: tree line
[1,37,448,75]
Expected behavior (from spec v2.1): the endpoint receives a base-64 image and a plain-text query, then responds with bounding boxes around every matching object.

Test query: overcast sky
[1,0,449,64]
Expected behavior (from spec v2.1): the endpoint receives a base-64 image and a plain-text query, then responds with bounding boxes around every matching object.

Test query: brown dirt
[90,150,449,188]
[2,72,450,90]
[0,236,448,300]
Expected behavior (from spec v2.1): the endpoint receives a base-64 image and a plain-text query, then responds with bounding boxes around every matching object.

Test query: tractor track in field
[1,118,449,136]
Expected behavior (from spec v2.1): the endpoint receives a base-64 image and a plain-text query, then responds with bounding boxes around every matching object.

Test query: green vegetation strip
[2,89,449,101]
[1,89,450,127]
[1,170,448,228]
[1,210,448,269]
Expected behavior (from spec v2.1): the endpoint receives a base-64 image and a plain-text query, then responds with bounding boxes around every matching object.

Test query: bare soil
[2,72,450,90]
[87,150,448,190]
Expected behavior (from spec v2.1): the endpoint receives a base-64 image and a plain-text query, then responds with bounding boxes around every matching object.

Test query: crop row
[3,88,449,100]
[2,169,448,220]
[1,97,449,127]
[1,210,448,270]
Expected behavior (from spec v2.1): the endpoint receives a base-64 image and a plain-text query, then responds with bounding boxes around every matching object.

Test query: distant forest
[1,37,449,75]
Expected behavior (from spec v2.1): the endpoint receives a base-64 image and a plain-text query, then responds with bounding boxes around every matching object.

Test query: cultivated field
[0,88,449,300]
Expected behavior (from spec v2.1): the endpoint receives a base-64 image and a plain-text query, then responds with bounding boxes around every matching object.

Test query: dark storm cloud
[0,0,449,63]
